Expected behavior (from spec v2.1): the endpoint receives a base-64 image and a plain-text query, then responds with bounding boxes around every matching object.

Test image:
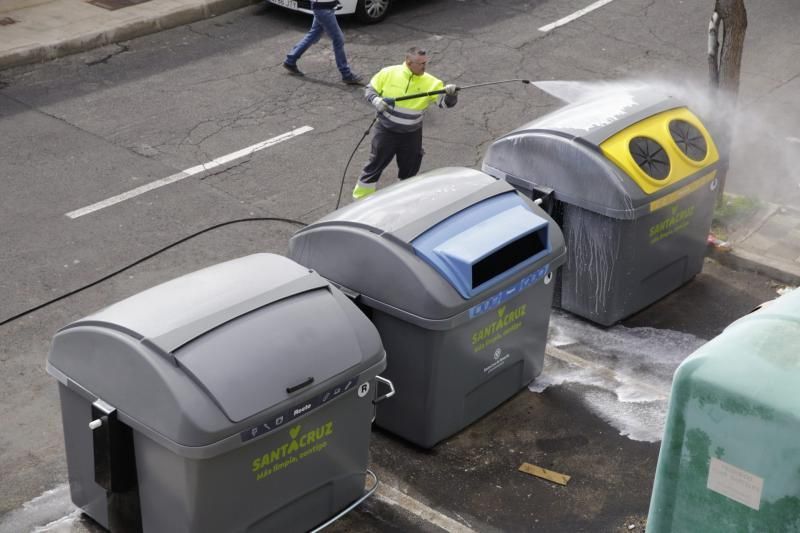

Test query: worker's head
[405,47,429,76]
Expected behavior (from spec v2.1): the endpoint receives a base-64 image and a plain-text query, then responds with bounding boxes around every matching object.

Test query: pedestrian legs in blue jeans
[284,8,362,83]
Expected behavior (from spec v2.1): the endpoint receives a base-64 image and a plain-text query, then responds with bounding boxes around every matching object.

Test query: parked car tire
[355,0,391,23]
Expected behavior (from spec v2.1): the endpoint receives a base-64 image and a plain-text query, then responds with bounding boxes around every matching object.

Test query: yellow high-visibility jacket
[365,63,457,132]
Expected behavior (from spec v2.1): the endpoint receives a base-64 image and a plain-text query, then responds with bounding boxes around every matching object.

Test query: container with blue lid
[289,167,566,447]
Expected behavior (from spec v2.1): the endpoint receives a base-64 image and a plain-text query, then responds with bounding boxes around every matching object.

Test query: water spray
[335,78,536,208]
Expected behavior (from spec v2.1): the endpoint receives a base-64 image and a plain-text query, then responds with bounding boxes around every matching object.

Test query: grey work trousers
[358,124,423,185]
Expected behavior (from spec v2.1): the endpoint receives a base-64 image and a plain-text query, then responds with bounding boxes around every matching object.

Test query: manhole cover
[87,0,151,10]
[0,17,17,26]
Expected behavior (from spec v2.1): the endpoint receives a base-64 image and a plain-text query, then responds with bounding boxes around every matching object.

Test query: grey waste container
[288,167,566,448]
[47,253,387,533]
[482,88,720,325]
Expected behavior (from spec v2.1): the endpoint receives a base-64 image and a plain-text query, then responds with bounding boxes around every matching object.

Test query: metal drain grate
[87,0,151,11]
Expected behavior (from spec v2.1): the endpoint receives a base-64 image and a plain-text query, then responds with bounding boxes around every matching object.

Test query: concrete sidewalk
[710,200,800,287]
[0,0,252,70]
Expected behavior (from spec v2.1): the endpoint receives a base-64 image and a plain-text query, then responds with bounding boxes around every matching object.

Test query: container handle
[373,375,395,404]
[286,376,314,394]
[309,470,378,532]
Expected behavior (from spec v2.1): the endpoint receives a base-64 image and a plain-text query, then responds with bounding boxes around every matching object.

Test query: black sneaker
[342,73,363,85]
[283,62,304,76]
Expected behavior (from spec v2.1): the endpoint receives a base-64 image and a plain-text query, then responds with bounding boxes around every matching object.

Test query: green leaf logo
[290,425,301,439]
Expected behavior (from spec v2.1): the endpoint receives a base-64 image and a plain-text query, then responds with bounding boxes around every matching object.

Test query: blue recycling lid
[411,192,551,299]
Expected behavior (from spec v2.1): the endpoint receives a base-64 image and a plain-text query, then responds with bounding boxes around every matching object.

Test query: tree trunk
[709,0,747,204]
[715,0,748,95]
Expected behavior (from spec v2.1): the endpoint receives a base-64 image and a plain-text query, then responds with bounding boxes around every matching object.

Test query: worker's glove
[444,84,458,96]
[373,97,394,113]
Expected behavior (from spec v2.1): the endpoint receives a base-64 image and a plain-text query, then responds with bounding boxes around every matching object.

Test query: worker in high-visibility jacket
[352,47,458,200]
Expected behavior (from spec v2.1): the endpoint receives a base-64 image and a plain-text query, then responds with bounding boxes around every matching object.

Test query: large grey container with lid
[288,167,566,448]
[47,253,386,533]
[482,86,720,325]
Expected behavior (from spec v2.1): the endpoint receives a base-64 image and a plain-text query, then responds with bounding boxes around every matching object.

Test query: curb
[709,246,800,287]
[709,199,800,287]
[0,0,255,71]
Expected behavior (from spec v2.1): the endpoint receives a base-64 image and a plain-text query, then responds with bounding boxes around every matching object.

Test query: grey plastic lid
[519,85,681,145]
[482,89,715,219]
[289,168,566,321]
[483,131,649,219]
[47,253,385,446]
[69,254,328,355]
[314,167,510,242]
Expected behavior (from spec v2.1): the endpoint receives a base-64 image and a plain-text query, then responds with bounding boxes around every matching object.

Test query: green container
[646,289,800,532]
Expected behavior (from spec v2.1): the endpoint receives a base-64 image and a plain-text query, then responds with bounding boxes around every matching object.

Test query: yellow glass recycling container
[483,87,719,325]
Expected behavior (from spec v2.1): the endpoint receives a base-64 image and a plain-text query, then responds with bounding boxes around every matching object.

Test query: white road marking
[787,136,800,144]
[375,483,478,533]
[538,0,617,33]
[65,126,314,219]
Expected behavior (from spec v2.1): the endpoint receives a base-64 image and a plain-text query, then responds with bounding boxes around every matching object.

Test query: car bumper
[269,0,357,16]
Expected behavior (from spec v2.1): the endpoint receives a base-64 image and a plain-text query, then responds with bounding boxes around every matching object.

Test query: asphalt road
[0,0,797,531]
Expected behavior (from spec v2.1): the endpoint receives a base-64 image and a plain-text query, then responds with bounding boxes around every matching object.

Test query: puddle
[531,311,707,442]
[0,485,78,533]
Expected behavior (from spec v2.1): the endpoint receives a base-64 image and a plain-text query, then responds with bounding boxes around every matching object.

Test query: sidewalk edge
[709,247,800,287]
[0,0,254,71]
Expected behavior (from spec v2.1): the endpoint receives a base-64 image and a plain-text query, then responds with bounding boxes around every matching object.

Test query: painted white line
[65,126,314,219]
[538,0,617,33]
[375,483,478,533]
[787,136,800,144]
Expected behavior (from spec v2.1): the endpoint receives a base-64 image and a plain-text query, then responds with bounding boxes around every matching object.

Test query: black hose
[336,78,534,206]
[0,217,308,328]
[6,79,536,327]
[336,115,377,209]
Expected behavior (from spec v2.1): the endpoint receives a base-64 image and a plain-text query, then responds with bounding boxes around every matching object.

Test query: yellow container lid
[600,107,719,195]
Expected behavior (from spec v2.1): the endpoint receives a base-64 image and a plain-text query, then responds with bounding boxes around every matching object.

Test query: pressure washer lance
[391,78,532,103]
[335,78,535,208]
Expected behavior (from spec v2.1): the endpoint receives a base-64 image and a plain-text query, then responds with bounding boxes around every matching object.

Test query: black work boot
[283,62,304,76]
[342,73,364,85]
